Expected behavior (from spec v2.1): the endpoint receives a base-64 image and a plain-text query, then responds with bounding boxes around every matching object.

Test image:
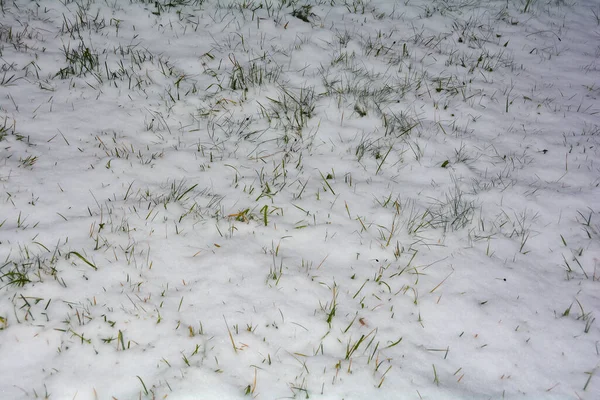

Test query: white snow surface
[1,0,599,398]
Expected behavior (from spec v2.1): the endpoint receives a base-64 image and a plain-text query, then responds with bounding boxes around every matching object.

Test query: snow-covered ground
[1,0,599,398]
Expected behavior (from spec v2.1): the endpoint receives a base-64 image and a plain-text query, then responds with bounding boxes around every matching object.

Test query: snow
[1,0,599,398]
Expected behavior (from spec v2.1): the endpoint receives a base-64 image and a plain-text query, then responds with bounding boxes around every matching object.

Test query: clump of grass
[382,110,420,137]
[428,181,476,232]
[0,261,32,288]
[0,116,17,142]
[0,243,62,289]
[228,56,282,91]
[56,39,100,79]
[260,85,317,137]
[344,0,368,14]
[142,179,198,206]
[19,155,38,168]
[292,5,314,23]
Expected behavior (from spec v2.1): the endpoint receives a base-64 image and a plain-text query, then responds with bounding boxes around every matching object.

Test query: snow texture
[0,0,599,398]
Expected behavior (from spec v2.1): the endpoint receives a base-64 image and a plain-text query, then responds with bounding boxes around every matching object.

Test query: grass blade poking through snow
[68,251,98,270]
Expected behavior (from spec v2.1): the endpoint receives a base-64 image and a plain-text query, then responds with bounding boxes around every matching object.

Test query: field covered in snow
[1,0,599,398]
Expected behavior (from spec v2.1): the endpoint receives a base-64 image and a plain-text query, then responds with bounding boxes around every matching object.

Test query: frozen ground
[1,0,599,398]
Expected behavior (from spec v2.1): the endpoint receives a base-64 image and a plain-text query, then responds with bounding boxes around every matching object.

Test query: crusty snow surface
[1,0,599,399]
